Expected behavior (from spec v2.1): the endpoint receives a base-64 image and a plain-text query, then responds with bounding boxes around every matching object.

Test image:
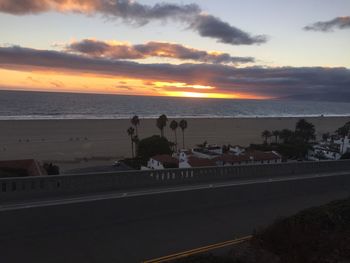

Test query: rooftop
[0,159,43,177]
[187,156,216,167]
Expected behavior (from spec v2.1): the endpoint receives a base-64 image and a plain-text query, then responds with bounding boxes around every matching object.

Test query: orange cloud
[66,39,255,64]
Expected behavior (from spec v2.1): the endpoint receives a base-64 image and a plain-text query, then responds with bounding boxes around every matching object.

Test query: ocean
[0,90,350,120]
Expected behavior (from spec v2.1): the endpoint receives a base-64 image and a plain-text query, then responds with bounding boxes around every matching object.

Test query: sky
[0,0,349,100]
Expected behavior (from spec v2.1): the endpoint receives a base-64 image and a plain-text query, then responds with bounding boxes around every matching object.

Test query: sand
[0,117,349,163]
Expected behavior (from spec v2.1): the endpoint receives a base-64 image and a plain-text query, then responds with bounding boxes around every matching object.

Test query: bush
[254,198,350,263]
[137,135,172,160]
[43,163,60,175]
[341,152,350,159]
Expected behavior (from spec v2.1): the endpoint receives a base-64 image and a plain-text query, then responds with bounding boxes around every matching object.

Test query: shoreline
[1,114,350,121]
[0,116,349,164]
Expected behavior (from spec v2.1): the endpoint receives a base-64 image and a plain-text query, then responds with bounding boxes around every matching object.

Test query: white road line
[0,171,348,212]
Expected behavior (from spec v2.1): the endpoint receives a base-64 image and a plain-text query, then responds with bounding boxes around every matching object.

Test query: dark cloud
[67,39,255,64]
[0,45,349,100]
[304,16,350,32]
[0,0,266,45]
[50,80,64,88]
[191,14,267,45]
[115,85,133,90]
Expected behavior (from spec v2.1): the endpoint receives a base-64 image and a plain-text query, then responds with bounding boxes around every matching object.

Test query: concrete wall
[1,160,350,203]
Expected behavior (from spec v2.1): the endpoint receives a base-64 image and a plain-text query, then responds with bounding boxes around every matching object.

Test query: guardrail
[1,160,350,203]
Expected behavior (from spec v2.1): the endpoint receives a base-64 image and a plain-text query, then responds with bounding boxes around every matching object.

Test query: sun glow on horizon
[0,68,272,100]
[153,82,215,90]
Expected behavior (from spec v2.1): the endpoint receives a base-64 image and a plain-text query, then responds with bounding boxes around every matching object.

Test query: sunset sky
[0,0,349,100]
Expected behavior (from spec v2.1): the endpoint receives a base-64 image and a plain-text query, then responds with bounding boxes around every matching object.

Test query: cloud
[191,14,267,45]
[0,0,266,45]
[304,16,350,32]
[66,39,255,64]
[50,80,64,88]
[0,45,349,100]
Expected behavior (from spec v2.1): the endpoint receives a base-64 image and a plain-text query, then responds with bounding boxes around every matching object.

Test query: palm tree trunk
[182,130,185,149]
[135,125,138,137]
[130,136,134,158]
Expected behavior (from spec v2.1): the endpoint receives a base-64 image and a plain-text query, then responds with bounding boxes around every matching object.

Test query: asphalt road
[0,173,349,263]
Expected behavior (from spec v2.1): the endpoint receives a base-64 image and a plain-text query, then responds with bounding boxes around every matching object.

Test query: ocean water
[0,90,350,120]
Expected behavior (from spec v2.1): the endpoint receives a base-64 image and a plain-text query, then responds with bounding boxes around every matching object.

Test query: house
[179,156,216,168]
[0,159,44,178]
[178,150,192,163]
[247,150,282,164]
[206,145,223,155]
[308,135,350,161]
[229,145,245,156]
[215,150,282,166]
[215,154,252,166]
[192,148,220,159]
[147,154,179,170]
[308,145,341,161]
[333,136,350,154]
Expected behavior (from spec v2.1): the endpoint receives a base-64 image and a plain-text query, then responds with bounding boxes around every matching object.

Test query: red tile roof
[0,159,43,177]
[246,150,281,161]
[187,157,216,167]
[215,151,281,164]
[215,154,251,163]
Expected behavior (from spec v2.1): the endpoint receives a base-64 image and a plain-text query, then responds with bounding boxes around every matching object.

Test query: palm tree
[272,130,280,144]
[132,135,139,157]
[179,119,188,149]
[295,119,315,142]
[170,120,178,151]
[157,114,168,137]
[127,127,135,158]
[261,130,272,144]
[131,115,140,136]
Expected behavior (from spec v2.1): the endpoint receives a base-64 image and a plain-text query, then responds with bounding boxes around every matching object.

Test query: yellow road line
[143,235,252,263]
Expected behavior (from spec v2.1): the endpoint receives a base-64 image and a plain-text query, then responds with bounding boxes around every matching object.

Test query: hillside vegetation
[176,198,350,263]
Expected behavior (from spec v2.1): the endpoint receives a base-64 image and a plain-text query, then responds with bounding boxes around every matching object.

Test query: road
[0,172,349,263]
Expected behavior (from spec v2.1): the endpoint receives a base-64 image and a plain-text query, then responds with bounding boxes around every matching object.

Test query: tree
[132,135,139,157]
[157,114,168,137]
[336,121,350,137]
[340,152,350,159]
[295,119,316,142]
[170,120,178,152]
[322,132,330,141]
[137,135,172,160]
[127,126,135,158]
[179,119,188,149]
[261,130,272,144]
[131,115,140,136]
[272,130,280,144]
[43,163,60,175]
[279,129,294,143]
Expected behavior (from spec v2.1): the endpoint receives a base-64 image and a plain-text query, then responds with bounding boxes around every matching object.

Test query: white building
[333,136,350,154]
[309,135,350,160]
[192,148,220,159]
[229,145,246,156]
[308,145,341,161]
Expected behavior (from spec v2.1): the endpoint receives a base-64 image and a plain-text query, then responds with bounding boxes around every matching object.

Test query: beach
[0,117,348,164]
